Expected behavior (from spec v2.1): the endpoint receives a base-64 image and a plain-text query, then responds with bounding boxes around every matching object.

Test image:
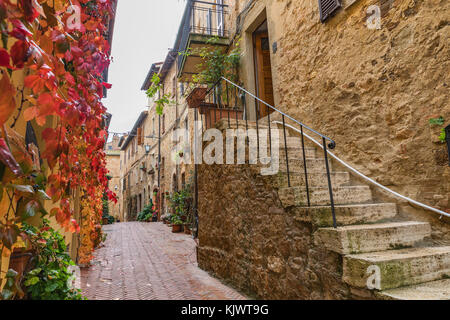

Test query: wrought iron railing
[177,0,228,73]
[193,77,338,227]
[191,77,450,237]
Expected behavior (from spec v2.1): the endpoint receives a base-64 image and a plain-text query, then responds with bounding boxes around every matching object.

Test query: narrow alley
[80,223,246,300]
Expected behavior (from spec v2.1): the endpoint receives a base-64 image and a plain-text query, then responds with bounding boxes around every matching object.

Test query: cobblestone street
[80,222,246,300]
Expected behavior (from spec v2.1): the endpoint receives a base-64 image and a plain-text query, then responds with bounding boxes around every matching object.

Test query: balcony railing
[178,0,228,74]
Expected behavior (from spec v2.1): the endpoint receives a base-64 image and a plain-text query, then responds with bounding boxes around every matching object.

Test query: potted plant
[8,248,34,284]
[184,223,191,234]
[171,217,183,233]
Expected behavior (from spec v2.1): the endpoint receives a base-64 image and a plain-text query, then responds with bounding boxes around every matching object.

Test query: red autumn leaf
[36,92,58,117]
[101,82,112,89]
[9,19,33,40]
[0,74,17,126]
[0,138,22,176]
[65,72,75,85]
[10,40,31,68]
[0,48,12,68]
[19,0,40,22]
[23,106,38,121]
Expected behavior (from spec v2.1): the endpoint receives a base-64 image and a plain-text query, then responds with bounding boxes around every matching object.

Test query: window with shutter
[318,0,341,23]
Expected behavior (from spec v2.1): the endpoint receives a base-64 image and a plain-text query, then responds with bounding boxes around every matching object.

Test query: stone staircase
[258,121,450,300]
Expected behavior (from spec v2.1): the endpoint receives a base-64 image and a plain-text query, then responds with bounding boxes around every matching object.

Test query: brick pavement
[80,222,246,300]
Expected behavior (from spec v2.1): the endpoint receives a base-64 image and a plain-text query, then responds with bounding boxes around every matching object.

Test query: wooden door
[254,31,274,119]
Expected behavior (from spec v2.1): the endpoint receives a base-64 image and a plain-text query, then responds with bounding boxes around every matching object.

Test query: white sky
[103,0,186,135]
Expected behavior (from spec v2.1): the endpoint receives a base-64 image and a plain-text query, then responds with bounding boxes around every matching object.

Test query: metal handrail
[276,121,450,219]
[221,77,336,149]
[220,77,338,227]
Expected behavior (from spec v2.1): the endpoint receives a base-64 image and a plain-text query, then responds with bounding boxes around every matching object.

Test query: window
[162,114,166,134]
[152,118,155,135]
[318,0,341,22]
[172,77,177,99]
[216,0,224,36]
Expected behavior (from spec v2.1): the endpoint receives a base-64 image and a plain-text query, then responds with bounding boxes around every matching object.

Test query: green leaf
[439,129,446,142]
[44,282,59,292]
[37,189,51,201]
[24,276,40,286]
[429,116,445,126]
[10,184,34,194]
[29,268,42,276]
[1,288,13,300]
[6,269,18,278]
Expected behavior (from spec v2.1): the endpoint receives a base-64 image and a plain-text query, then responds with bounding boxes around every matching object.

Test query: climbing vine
[0,0,117,271]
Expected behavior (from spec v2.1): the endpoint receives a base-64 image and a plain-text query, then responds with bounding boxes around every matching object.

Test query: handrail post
[323,137,336,228]
[254,97,260,159]
[300,126,311,207]
[282,115,291,187]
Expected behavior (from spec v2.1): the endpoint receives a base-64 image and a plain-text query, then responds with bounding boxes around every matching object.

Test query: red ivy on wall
[0,0,117,264]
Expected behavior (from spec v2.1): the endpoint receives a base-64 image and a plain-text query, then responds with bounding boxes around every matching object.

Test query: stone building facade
[119,53,197,221]
[171,0,449,299]
[105,135,122,220]
[115,0,449,299]
[120,111,149,221]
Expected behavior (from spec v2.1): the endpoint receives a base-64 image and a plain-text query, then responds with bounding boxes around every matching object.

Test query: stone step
[289,203,398,227]
[275,171,350,188]
[217,120,268,131]
[279,145,317,159]
[315,221,431,254]
[266,157,331,173]
[246,135,317,157]
[343,246,450,290]
[376,279,450,300]
[279,185,372,207]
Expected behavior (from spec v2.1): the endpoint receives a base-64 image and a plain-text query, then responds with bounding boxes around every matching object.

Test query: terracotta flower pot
[184,225,191,234]
[186,87,207,109]
[8,249,34,279]
[172,225,182,233]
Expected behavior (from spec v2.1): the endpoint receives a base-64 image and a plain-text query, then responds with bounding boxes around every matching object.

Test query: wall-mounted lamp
[145,145,151,154]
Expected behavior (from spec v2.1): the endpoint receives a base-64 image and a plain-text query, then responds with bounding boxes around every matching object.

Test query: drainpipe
[193,108,199,239]
[158,114,161,220]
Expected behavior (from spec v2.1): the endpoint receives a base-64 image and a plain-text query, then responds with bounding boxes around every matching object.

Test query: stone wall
[197,157,361,299]
[228,0,449,215]
[196,0,449,299]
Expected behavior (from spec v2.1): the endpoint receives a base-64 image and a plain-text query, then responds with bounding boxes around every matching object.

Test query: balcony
[177,0,229,81]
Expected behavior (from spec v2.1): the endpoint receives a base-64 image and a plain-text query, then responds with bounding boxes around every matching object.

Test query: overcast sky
[103,0,186,136]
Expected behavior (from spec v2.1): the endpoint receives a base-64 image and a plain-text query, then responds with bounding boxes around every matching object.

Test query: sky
[103,0,186,136]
